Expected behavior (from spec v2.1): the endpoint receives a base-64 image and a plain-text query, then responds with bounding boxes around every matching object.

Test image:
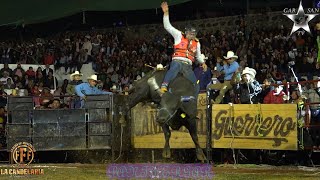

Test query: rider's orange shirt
[172,35,198,62]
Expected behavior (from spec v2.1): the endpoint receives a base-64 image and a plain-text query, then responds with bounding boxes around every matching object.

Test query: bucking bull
[124,67,207,161]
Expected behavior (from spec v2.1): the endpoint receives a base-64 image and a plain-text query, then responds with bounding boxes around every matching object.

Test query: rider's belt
[174,59,191,65]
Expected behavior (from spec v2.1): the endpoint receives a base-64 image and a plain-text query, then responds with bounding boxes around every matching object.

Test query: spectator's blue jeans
[70,97,82,109]
[162,60,199,99]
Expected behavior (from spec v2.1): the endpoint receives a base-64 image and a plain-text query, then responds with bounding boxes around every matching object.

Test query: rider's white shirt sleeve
[163,14,182,45]
[196,42,204,64]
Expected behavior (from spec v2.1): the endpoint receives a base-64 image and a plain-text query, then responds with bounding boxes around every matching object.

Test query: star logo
[283,1,318,35]
[149,166,161,179]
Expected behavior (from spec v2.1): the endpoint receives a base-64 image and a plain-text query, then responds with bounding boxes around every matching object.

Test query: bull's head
[124,73,155,113]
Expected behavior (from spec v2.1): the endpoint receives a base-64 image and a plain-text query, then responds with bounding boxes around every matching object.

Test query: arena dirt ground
[0,164,319,180]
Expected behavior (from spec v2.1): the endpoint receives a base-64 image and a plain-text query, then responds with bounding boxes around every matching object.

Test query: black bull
[125,70,207,161]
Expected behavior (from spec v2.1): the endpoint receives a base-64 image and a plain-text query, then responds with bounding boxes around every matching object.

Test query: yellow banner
[131,94,297,150]
[210,104,297,150]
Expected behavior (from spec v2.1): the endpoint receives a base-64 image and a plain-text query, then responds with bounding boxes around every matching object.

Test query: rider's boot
[160,86,168,95]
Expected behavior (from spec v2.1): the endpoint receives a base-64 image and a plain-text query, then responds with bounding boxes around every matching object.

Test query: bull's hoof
[162,147,171,159]
[196,148,207,161]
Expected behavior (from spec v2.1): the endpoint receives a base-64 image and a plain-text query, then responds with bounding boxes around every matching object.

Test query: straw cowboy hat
[242,67,256,78]
[70,71,83,80]
[87,74,99,82]
[223,51,238,60]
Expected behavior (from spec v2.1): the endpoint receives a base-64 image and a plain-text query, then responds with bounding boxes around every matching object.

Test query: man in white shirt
[0,71,12,85]
[82,35,92,56]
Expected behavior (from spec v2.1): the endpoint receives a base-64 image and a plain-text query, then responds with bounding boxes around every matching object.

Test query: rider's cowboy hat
[241,67,256,78]
[87,74,99,82]
[223,51,238,60]
[70,71,83,80]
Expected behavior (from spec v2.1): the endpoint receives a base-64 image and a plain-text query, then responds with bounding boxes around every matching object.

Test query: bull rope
[297,104,305,150]
[256,103,266,137]
[228,103,265,166]
[114,125,124,162]
[228,103,237,166]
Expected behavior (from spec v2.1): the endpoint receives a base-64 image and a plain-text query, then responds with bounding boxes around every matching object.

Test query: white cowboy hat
[97,34,102,39]
[70,71,83,80]
[156,64,164,70]
[242,67,256,78]
[85,35,91,39]
[111,85,117,90]
[87,74,99,81]
[223,51,238,60]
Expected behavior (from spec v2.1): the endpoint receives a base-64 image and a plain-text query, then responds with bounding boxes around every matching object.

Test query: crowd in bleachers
[0,14,319,109]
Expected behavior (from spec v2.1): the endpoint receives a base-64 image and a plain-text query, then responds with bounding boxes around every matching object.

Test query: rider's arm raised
[162,2,182,44]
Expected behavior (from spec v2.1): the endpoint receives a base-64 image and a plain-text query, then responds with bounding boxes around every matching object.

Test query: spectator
[48,99,62,109]
[194,64,212,91]
[35,72,45,85]
[12,75,21,85]
[43,71,57,89]
[263,81,288,104]
[55,52,67,73]
[25,67,36,79]
[44,52,54,65]
[36,67,42,76]
[0,64,12,78]
[110,84,118,94]
[75,74,113,108]
[82,35,92,56]
[260,78,275,103]
[208,51,239,104]
[111,71,119,83]
[0,71,12,85]
[3,78,15,89]
[67,71,83,109]
[39,87,54,106]
[0,90,6,107]
[121,84,130,95]
[61,79,69,94]
[53,87,64,99]
[305,81,320,121]
[233,67,262,104]
[13,64,25,79]
[42,64,54,78]
[103,77,113,91]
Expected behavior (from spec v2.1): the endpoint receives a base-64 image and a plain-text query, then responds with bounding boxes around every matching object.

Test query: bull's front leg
[161,123,171,159]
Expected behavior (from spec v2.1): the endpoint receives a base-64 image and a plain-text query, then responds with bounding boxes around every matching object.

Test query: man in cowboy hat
[75,74,112,108]
[67,71,83,108]
[207,51,239,104]
[159,2,207,98]
[232,67,262,104]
